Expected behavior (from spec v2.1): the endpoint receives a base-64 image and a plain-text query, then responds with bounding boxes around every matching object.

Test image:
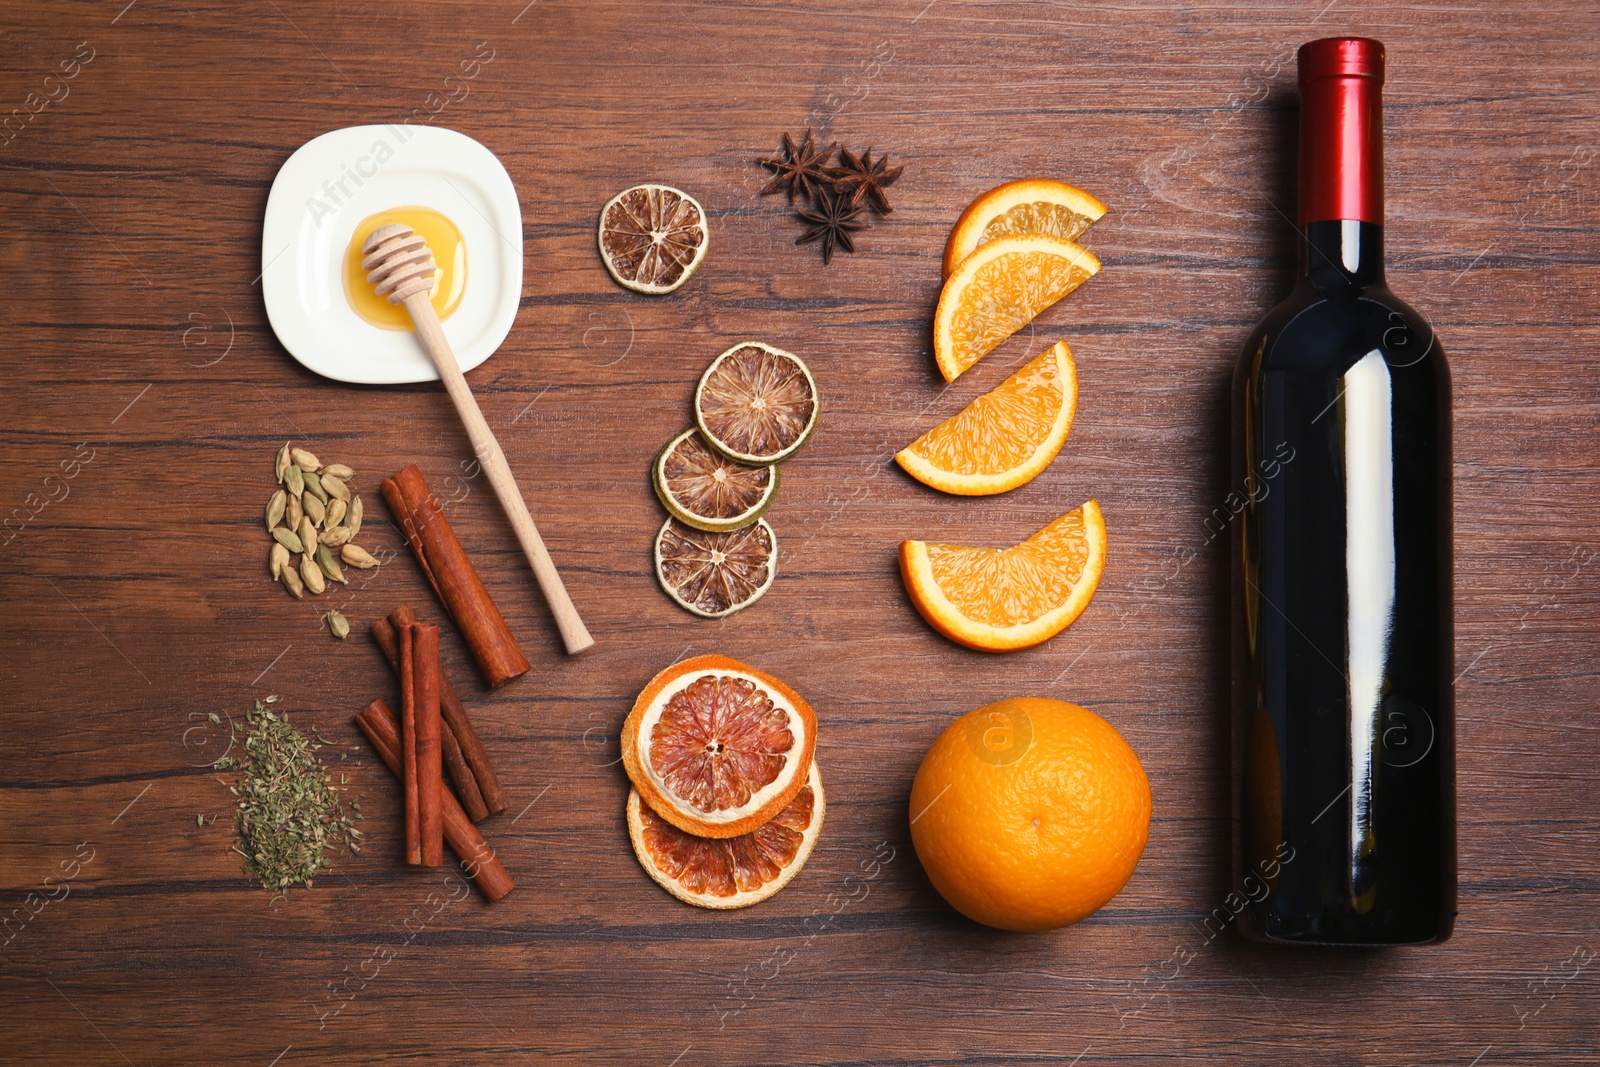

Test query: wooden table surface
[3,1,1597,1063]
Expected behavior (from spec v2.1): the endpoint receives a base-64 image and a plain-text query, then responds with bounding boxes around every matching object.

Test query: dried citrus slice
[900,500,1106,652]
[942,179,1107,277]
[654,517,776,618]
[694,342,819,463]
[627,761,824,908]
[598,184,709,294]
[621,654,818,838]
[932,235,1100,382]
[896,341,1078,496]
[653,429,779,532]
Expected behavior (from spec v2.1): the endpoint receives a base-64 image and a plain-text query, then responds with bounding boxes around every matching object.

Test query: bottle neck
[1300,219,1385,289]
[1298,37,1385,226]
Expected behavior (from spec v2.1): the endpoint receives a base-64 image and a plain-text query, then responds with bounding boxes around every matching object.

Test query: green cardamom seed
[315,543,346,584]
[269,542,290,580]
[290,447,321,471]
[274,442,291,482]
[300,470,328,503]
[341,543,378,569]
[280,564,304,599]
[302,492,326,525]
[299,554,326,595]
[272,526,304,554]
[285,463,305,497]
[325,497,347,527]
[347,496,363,538]
[321,472,351,502]
[285,492,303,531]
[265,489,286,532]
[322,463,355,480]
[326,610,350,640]
[299,517,318,557]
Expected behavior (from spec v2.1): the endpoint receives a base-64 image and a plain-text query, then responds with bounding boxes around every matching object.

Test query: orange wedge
[896,341,1078,496]
[942,179,1107,278]
[932,235,1100,382]
[900,500,1106,652]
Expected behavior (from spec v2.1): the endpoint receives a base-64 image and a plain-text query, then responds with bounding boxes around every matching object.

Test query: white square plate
[261,124,522,384]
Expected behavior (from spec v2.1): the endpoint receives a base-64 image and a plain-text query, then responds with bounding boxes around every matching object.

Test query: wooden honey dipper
[362,222,594,655]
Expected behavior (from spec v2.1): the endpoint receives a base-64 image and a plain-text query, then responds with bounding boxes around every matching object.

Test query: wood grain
[2,1,1597,1064]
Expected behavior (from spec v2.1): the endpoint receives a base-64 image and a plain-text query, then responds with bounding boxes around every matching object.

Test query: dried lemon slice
[694,342,819,464]
[598,184,709,294]
[653,429,779,532]
[654,516,777,618]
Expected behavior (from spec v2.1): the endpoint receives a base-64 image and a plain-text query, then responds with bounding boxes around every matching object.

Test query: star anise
[795,186,868,265]
[829,146,903,215]
[758,129,838,204]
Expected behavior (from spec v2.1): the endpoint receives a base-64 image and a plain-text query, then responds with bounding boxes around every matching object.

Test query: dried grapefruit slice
[654,517,776,617]
[900,500,1106,652]
[653,428,779,532]
[896,341,1078,496]
[598,184,709,294]
[627,761,824,908]
[933,235,1100,382]
[621,654,818,838]
[942,179,1107,278]
[695,342,819,463]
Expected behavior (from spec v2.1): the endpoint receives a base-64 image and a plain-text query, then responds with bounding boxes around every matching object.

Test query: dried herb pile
[758,129,903,264]
[215,696,361,897]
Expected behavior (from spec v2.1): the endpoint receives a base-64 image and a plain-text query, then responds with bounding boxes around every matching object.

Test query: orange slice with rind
[896,341,1078,496]
[900,500,1106,652]
[933,235,1100,382]
[621,655,818,838]
[942,179,1107,278]
[627,761,824,909]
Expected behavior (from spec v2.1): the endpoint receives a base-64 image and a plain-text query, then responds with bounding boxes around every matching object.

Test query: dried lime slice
[654,517,777,618]
[653,429,780,533]
[598,184,709,295]
[694,342,819,464]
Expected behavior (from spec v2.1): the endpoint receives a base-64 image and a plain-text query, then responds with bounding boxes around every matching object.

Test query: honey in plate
[343,206,467,330]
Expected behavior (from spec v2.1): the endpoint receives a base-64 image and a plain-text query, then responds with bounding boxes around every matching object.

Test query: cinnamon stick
[389,605,507,815]
[410,623,445,867]
[370,613,491,821]
[399,624,421,866]
[354,700,514,902]
[381,465,531,688]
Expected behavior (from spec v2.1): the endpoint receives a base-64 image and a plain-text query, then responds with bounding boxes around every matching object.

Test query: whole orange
[909,698,1151,931]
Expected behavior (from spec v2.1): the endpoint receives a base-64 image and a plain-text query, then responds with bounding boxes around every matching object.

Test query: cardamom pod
[285,492,303,531]
[269,542,289,580]
[347,496,363,538]
[285,463,305,497]
[326,610,350,640]
[322,463,355,480]
[299,517,319,558]
[325,496,347,527]
[315,542,346,584]
[274,442,291,482]
[265,489,286,532]
[341,543,378,569]
[281,564,305,599]
[291,447,321,471]
[319,524,352,548]
[272,526,305,554]
[321,472,351,502]
[301,470,328,503]
[302,492,326,525]
[299,554,326,595]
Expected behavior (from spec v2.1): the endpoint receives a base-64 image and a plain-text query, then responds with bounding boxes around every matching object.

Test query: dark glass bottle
[1230,37,1455,945]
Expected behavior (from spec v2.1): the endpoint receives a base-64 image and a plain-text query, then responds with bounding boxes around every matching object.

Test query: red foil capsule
[1298,37,1385,225]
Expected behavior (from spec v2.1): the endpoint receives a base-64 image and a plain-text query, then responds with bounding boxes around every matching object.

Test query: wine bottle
[1230,37,1455,945]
